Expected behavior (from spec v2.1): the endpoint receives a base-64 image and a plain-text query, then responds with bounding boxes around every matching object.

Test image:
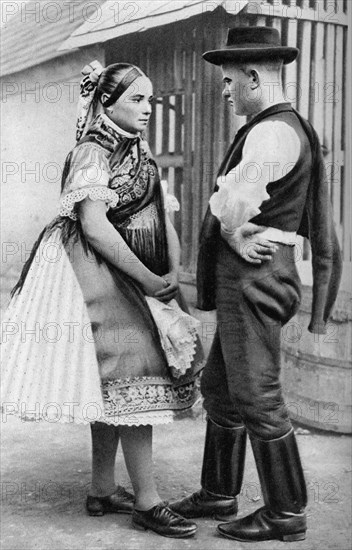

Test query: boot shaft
[201,417,247,498]
[250,429,307,514]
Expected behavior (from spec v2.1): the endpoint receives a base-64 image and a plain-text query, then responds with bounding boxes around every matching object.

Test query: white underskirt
[0,229,180,426]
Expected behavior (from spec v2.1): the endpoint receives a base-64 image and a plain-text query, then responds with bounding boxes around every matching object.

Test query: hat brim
[203,47,299,65]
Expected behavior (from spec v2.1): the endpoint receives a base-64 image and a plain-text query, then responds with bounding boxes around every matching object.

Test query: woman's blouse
[59,114,141,220]
[59,113,178,219]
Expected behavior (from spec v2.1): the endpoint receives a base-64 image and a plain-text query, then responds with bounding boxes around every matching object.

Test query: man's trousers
[201,239,302,440]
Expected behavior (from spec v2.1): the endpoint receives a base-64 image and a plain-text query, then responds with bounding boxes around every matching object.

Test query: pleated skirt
[1,228,203,425]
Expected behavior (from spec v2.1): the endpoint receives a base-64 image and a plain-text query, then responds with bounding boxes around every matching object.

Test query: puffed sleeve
[59,142,119,221]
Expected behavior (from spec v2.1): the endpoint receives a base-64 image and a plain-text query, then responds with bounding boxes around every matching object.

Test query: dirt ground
[1,410,351,550]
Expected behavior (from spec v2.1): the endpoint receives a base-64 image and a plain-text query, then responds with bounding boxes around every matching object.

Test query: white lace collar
[100,113,139,139]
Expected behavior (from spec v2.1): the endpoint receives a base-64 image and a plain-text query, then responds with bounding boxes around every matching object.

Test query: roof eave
[59,0,248,52]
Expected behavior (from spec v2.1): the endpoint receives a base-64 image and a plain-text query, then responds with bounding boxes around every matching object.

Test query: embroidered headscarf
[76,61,144,142]
[76,60,104,142]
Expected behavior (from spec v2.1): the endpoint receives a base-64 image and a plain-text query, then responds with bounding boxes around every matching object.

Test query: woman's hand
[222,223,278,264]
[154,271,179,303]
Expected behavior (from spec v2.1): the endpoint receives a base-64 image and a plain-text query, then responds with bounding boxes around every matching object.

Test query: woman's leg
[89,422,119,497]
[119,425,161,511]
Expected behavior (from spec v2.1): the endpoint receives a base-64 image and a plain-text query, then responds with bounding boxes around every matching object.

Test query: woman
[1,61,203,538]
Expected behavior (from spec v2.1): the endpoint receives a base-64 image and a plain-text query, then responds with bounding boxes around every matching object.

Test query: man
[170,26,342,542]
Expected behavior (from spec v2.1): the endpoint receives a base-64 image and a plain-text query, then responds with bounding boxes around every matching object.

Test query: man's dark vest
[197,103,342,334]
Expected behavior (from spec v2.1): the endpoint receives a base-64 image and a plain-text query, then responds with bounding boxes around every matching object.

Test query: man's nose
[222,86,231,98]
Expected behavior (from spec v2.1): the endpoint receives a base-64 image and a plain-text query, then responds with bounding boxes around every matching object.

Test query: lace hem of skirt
[101,374,201,420]
[1,406,177,426]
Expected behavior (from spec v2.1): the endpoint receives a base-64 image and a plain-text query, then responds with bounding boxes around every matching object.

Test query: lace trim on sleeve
[59,186,119,221]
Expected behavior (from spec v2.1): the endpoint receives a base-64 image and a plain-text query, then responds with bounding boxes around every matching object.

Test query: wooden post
[335,0,345,15]
[161,96,170,182]
[202,20,218,212]
[212,24,227,184]
[271,17,282,33]
[173,34,184,93]
[342,20,351,260]
[310,22,325,141]
[332,25,344,242]
[297,19,312,118]
[174,93,183,239]
[191,28,205,272]
[324,23,336,198]
[300,0,310,9]
[285,18,298,108]
[182,36,194,270]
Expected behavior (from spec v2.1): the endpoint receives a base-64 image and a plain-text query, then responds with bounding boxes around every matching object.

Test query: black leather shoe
[217,506,306,542]
[86,486,135,516]
[169,488,237,520]
[132,502,197,538]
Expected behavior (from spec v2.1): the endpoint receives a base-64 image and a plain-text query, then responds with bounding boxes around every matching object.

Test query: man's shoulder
[249,117,298,139]
[245,119,301,160]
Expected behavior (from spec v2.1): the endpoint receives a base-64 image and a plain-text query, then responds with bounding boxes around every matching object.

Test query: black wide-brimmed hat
[203,26,299,65]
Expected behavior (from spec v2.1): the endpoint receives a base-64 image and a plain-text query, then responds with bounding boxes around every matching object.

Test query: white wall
[0,45,105,295]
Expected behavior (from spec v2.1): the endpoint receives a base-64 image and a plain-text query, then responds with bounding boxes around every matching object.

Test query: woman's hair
[96,63,147,106]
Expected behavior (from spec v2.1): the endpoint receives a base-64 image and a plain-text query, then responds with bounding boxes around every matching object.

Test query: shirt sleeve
[59,142,119,220]
[209,120,301,233]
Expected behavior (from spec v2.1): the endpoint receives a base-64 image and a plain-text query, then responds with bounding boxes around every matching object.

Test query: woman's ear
[249,69,260,90]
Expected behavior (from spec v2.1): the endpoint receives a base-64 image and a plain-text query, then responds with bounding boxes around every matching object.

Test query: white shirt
[209,119,301,244]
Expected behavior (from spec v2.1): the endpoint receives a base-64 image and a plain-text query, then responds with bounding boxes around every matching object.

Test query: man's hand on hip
[221,223,279,264]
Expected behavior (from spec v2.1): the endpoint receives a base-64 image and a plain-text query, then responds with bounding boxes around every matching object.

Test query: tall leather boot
[218,428,307,542]
[170,417,247,519]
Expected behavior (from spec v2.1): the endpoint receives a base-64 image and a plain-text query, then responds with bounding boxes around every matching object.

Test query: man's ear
[249,69,260,90]
[101,92,110,105]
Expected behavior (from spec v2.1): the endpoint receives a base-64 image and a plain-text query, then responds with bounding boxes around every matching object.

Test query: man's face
[221,64,254,116]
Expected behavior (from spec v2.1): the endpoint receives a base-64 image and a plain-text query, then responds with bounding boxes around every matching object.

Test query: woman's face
[104,75,153,134]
